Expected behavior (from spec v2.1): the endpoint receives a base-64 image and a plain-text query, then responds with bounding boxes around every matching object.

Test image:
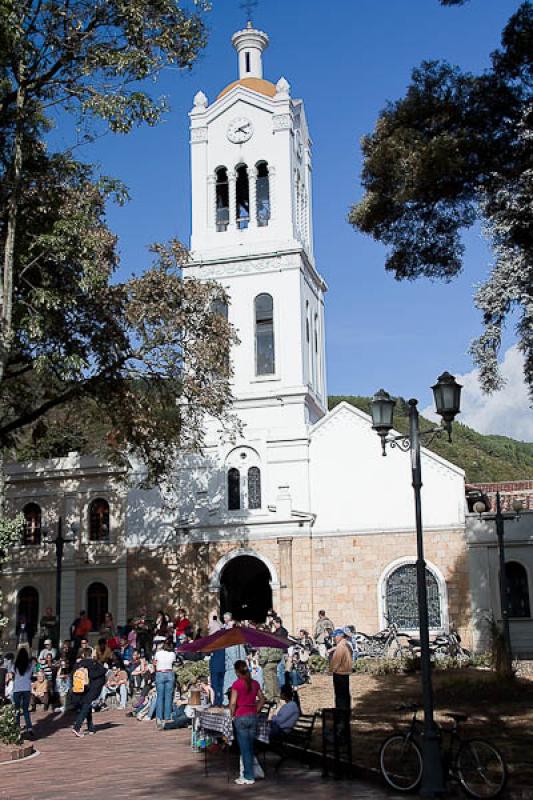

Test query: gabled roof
[310,401,465,477]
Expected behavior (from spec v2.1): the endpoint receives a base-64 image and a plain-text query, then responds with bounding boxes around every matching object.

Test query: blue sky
[51,0,523,418]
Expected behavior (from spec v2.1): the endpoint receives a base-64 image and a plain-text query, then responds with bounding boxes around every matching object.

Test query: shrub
[0,705,22,746]
[308,655,329,674]
[353,657,410,675]
[470,651,493,669]
[308,652,491,678]
[174,659,210,690]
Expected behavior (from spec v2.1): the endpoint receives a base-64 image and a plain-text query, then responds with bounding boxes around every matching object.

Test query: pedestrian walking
[11,648,34,738]
[71,648,107,737]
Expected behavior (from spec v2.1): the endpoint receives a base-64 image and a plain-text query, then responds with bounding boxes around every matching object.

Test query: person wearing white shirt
[269,686,300,741]
[38,639,57,661]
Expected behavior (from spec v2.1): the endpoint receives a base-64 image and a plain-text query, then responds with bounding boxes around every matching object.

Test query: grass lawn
[298,668,533,796]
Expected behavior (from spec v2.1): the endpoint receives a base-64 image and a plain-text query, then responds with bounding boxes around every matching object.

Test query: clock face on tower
[227,117,254,143]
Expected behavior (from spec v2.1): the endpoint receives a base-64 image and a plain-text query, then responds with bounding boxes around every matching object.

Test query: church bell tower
[186,21,327,430]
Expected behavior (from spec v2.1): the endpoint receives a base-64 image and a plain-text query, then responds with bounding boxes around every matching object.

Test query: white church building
[5,23,477,649]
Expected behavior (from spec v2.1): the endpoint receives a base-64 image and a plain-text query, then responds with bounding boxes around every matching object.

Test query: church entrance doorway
[17,586,39,647]
[219,555,272,623]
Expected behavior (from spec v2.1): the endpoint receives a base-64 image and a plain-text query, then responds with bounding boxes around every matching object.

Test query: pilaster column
[248,165,257,229]
[277,537,294,634]
[60,568,76,643]
[228,169,237,230]
[207,174,216,232]
[117,564,127,627]
[295,174,301,240]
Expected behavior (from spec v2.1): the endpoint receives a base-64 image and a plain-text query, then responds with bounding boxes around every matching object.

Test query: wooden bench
[271,713,318,771]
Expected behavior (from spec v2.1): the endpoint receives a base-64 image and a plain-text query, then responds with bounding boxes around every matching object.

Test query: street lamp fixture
[431,371,462,439]
[370,372,462,798]
[370,389,396,454]
[473,493,522,672]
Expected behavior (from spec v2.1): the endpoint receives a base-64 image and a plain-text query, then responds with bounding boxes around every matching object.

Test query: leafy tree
[0,514,23,631]
[349,2,533,400]
[0,1,238,499]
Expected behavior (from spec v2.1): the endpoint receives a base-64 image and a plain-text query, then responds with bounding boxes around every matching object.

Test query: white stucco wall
[309,402,466,535]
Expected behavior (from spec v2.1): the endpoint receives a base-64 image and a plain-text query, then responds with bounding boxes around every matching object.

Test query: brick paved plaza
[0,709,400,800]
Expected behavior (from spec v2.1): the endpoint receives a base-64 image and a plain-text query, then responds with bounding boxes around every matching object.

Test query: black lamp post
[473,492,522,673]
[370,371,462,798]
[47,518,78,637]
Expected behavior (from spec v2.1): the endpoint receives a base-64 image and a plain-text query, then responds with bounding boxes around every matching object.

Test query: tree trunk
[0,74,24,513]
[0,449,5,519]
[0,78,24,383]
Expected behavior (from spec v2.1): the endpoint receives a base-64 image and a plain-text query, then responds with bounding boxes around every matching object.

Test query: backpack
[72,667,89,694]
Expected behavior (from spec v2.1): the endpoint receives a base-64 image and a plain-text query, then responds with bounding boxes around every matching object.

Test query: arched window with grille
[236,164,249,229]
[385,562,443,630]
[22,503,41,546]
[89,498,110,542]
[255,293,275,376]
[215,167,229,231]
[228,468,241,511]
[87,582,108,630]
[247,467,261,510]
[256,161,270,227]
[506,561,531,618]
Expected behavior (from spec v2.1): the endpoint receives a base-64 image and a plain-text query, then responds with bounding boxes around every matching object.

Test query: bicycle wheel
[380,734,423,792]
[456,739,507,798]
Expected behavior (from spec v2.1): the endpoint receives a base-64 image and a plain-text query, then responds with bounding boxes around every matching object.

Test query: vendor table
[193,707,271,778]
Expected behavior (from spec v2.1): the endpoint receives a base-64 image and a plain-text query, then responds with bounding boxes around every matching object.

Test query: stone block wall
[125,526,472,647]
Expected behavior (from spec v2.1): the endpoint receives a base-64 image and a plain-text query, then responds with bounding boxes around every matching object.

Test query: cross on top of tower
[240,0,258,24]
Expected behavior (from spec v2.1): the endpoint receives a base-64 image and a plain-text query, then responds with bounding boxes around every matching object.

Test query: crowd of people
[3,603,354,784]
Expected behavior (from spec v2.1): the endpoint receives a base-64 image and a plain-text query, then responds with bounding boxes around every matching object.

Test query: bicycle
[379,704,507,798]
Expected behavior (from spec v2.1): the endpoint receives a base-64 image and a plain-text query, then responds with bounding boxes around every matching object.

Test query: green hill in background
[328,396,533,483]
[12,392,533,484]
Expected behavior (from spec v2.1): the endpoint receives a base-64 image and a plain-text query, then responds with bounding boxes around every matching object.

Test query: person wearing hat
[329,628,353,712]
[38,639,57,661]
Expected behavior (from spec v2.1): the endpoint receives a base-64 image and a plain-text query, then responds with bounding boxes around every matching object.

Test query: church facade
[3,24,474,649]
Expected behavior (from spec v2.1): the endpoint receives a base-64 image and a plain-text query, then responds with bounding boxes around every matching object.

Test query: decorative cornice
[187,247,327,292]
